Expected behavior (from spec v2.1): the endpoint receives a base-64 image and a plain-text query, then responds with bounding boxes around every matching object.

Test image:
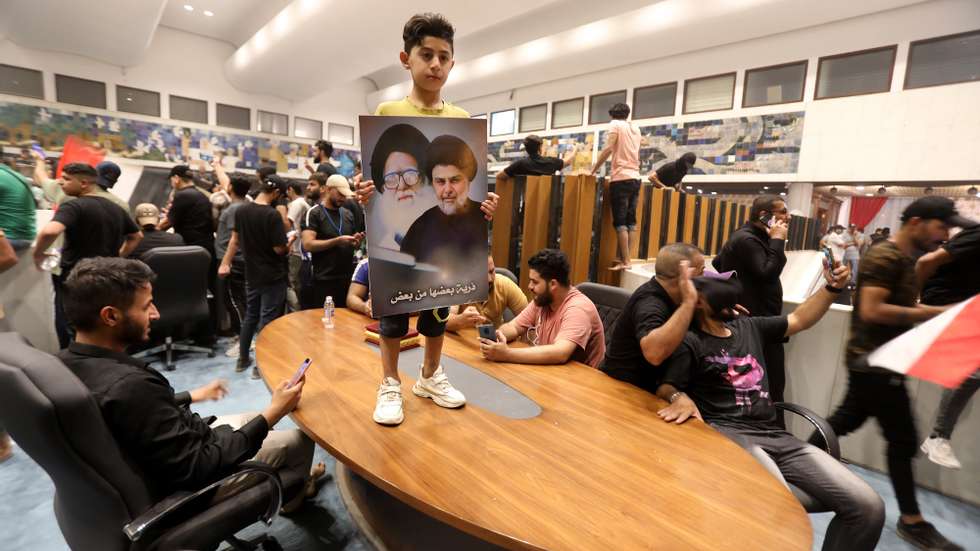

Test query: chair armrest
[123,460,283,543]
[775,402,841,461]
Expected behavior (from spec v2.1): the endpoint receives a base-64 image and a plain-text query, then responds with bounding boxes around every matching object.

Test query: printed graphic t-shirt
[661,316,788,431]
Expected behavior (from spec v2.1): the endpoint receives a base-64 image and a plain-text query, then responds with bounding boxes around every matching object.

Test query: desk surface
[257,310,812,551]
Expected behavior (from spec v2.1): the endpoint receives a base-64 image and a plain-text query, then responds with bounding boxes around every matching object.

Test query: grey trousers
[933,370,980,440]
[715,425,884,551]
[209,412,315,510]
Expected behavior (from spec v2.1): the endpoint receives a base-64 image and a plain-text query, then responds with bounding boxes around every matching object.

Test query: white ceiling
[159,0,291,47]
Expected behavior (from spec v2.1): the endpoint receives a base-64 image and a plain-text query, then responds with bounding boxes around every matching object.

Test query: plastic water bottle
[40,250,61,272]
[322,296,335,329]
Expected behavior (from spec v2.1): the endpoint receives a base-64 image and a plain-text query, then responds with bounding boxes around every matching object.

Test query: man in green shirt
[0,162,36,248]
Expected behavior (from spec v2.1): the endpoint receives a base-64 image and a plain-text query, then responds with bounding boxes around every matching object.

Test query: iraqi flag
[868,295,980,388]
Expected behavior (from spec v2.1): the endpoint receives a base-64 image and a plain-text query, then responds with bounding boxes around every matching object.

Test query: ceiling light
[762,186,768,190]
[710,191,717,195]
[697,189,703,194]
[183,4,193,11]
[779,192,786,196]
[204,10,214,16]
[685,186,693,190]
[855,185,865,191]
[866,193,874,196]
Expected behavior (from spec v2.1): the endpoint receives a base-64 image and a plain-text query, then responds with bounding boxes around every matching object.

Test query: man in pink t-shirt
[591,103,641,271]
[480,249,605,368]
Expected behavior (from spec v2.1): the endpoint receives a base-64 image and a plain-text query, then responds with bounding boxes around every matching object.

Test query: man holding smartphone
[712,195,791,414]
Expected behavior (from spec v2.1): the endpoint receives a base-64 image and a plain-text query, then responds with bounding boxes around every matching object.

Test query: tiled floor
[1,344,977,550]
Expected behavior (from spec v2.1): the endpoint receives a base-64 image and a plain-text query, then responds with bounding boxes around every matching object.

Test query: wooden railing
[491,175,822,287]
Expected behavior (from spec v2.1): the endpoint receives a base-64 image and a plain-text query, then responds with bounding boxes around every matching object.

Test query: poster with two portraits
[360,116,489,317]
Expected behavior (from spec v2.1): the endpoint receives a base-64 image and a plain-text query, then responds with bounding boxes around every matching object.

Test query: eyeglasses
[383,169,420,190]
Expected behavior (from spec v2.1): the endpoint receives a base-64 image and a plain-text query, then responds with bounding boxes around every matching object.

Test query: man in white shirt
[591,103,641,271]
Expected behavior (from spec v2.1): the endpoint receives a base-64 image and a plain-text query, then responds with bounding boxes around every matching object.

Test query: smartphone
[199,152,213,162]
[821,246,837,268]
[477,324,496,341]
[759,212,775,228]
[288,358,312,388]
[31,144,46,159]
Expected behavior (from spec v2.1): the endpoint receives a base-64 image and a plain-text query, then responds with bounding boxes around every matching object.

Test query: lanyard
[321,205,343,236]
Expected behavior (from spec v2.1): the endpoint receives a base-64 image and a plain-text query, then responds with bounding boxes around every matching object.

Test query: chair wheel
[261,538,283,551]
[208,351,216,358]
[164,364,176,372]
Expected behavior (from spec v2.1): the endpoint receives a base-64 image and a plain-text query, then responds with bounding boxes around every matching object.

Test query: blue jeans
[719,425,884,551]
[239,281,287,361]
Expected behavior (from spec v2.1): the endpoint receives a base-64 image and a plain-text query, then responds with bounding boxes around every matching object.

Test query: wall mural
[488,131,595,175]
[0,101,360,177]
[599,111,805,175]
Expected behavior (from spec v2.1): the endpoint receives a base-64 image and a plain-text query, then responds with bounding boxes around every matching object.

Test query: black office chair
[775,402,841,513]
[576,282,631,347]
[0,332,302,551]
[494,266,518,285]
[134,246,214,370]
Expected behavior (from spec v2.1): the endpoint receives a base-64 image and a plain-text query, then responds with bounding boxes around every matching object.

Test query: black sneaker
[251,366,261,380]
[897,520,964,550]
[235,358,250,373]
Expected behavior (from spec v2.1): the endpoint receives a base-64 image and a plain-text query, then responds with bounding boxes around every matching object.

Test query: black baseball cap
[901,196,976,228]
[169,164,192,179]
[95,161,121,189]
[693,275,742,314]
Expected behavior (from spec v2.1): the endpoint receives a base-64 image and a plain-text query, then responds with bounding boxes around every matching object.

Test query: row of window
[480,28,980,136]
[0,68,355,144]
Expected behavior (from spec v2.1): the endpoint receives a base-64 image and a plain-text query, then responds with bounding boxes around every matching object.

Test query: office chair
[576,282,631,347]
[0,332,302,551]
[133,246,215,370]
[775,402,841,513]
[494,267,518,285]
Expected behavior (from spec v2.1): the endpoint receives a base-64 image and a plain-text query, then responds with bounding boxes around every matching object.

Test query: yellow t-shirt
[375,97,470,118]
[467,273,528,328]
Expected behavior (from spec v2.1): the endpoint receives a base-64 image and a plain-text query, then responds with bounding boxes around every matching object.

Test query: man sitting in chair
[654,267,887,551]
[480,249,604,368]
[447,254,527,331]
[57,257,323,510]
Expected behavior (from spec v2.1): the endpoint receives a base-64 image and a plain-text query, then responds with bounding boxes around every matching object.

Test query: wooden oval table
[257,309,812,550]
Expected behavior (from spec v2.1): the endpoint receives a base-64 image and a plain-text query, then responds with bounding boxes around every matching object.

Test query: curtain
[836,197,851,227]
[849,197,887,229]
[864,197,916,234]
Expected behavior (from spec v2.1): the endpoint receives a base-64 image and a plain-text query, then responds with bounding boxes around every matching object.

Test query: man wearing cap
[600,243,705,392]
[494,135,575,185]
[93,161,134,216]
[219,177,290,377]
[653,265,888,551]
[128,203,185,260]
[32,163,142,348]
[299,174,363,310]
[28,153,133,218]
[814,196,969,551]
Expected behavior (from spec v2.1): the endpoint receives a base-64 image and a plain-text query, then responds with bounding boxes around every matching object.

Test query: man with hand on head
[58,257,322,510]
[600,243,704,393]
[656,267,887,551]
[480,249,605,368]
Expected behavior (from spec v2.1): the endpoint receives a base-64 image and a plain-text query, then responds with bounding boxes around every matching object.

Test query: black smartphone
[759,211,774,228]
[821,246,837,268]
[477,324,496,341]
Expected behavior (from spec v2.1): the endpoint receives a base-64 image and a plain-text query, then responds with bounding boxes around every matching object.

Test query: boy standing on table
[355,13,499,426]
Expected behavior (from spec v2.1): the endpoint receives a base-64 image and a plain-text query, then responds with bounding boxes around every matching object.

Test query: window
[216,103,250,130]
[170,95,208,124]
[683,73,735,114]
[490,109,516,136]
[116,85,160,117]
[55,74,106,108]
[257,110,288,135]
[632,82,676,119]
[294,117,322,139]
[0,64,43,99]
[905,30,980,89]
[551,97,584,129]
[588,90,627,125]
[742,61,807,107]
[519,104,547,133]
[328,123,354,145]
[816,46,896,99]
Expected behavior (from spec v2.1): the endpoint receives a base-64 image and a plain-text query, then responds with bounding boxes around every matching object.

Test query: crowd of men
[0,11,975,551]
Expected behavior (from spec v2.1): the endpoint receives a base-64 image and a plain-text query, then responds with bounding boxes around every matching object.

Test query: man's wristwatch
[825,284,844,294]
[668,391,683,404]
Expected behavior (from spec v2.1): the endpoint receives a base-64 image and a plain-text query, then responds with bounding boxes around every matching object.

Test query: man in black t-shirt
[494,135,575,185]
[917,221,979,470]
[600,243,704,392]
[657,270,886,551]
[648,152,696,191]
[128,203,185,260]
[300,174,363,310]
[304,140,338,177]
[32,163,142,348]
[219,178,289,377]
[160,165,214,252]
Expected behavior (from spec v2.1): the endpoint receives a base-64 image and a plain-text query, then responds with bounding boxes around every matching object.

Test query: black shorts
[379,307,450,339]
[609,179,641,231]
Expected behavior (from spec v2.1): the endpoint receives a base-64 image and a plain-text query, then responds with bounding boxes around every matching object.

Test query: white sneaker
[225,345,240,358]
[373,377,404,426]
[412,365,466,408]
[921,436,962,469]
